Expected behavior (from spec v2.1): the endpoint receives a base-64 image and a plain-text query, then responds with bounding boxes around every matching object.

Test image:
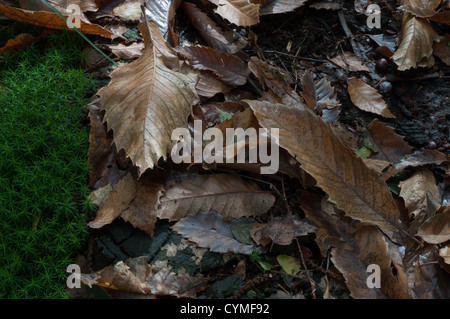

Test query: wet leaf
[260,0,307,15]
[392,12,438,71]
[417,206,450,244]
[231,218,257,245]
[347,77,395,118]
[246,100,403,232]
[367,119,413,163]
[108,42,144,60]
[143,0,181,45]
[97,14,199,176]
[208,0,260,26]
[172,210,258,254]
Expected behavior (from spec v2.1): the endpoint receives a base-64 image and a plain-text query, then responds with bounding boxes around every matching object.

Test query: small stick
[281,177,293,215]
[338,10,363,59]
[296,238,316,299]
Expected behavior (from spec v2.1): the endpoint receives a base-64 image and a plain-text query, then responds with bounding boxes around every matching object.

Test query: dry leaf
[392,12,438,71]
[428,10,450,25]
[157,174,275,221]
[108,42,145,60]
[367,119,413,163]
[399,168,441,235]
[143,0,181,45]
[438,246,450,267]
[0,4,113,38]
[433,34,450,66]
[172,210,258,254]
[260,0,307,15]
[249,214,316,246]
[309,1,343,10]
[347,77,396,118]
[80,257,208,298]
[246,100,403,232]
[176,45,250,86]
[329,51,370,72]
[0,33,39,58]
[97,15,199,176]
[362,158,391,175]
[417,206,450,244]
[369,34,397,53]
[111,0,144,21]
[298,191,408,299]
[208,0,260,26]
[180,64,233,98]
[181,2,247,54]
[88,173,136,229]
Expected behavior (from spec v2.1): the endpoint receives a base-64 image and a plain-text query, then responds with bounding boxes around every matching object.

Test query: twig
[296,238,316,299]
[337,10,363,59]
[263,50,327,63]
[281,177,293,215]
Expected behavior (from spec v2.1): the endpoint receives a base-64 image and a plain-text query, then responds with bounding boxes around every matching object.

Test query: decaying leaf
[297,191,408,299]
[80,257,208,298]
[0,33,40,58]
[392,12,438,71]
[208,0,260,26]
[277,255,301,275]
[260,0,307,15]
[176,46,250,86]
[250,214,316,246]
[329,51,370,72]
[347,77,396,118]
[111,0,145,21]
[399,168,441,235]
[181,2,248,54]
[367,119,413,163]
[172,210,258,254]
[246,100,403,232]
[0,4,113,38]
[143,0,182,45]
[417,206,450,244]
[97,14,199,176]
[88,173,136,229]
[108,42,145,60]
[433,34,450,66]
[309,1,343,10]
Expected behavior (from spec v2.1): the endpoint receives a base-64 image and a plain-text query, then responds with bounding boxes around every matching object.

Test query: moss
[0,23,96,298]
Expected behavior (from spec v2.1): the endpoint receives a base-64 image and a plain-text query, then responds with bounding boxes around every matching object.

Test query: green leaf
[277,255,301,275]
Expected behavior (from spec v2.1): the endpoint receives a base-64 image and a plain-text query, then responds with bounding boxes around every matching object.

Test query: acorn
[376,58,389,73]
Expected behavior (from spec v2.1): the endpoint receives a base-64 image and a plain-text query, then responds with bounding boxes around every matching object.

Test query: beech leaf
[417,206,450,244]
[260,0,307,15]
[208,0,260,26]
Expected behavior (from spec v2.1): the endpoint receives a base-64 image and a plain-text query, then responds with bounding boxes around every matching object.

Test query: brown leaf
[246,100,403,232]
[180,64,233,98]
[176,45,250,86]
[208,0,260,26]
[392,12,438,71]
[80,257,208,298]
[433,34,450,66]
[309,1,343,10]
[157,174,275,221]
[0,33,38,57]
[297,191,408,299]
[181,2,247,54]
[172,210,258,254]
[347,77,396,118]
[417,206,450,244]
[249,214,316,246]
[428,10,450,25]
[201,101,247,126]
[108,42,144,60]
[329,51,370,72]
[0,4,113,38]
[362,158,391,175]
[383,150,448,181]
[143,0,182,45]
[260,0,307,15]
[367,119,413,163]
[97,15,199,176]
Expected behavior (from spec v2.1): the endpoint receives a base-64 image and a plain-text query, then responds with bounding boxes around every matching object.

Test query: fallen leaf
[157,174,275,221]
[176,45,250,86]
[0,4,113,38]
[392,12,438,71]
[172,210,258,254]
[309,1,343,10]
[208,0,260,26]
[88,173,136,229]
[428,10,450,25]
[246,100,403,232]
[433,34,450,66]
[297,191,408,299]
[111,0,144,21]
[80,256,208,297]
[260,0,307,15]
[180,64,233,98]
[367,119,413,163]
[181,2,248,54]
[108,42,144,59]
[347,77,396,118]
[417,206,450,244]
[438,246,450,269]
[362,158,391,174]
[369,34,397,53]
[0,33,39,58]
[97,14,199,176]
[329,51,370,72]
[249,214,316,246]
[277,255,301,275]
[143,0,181,45]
